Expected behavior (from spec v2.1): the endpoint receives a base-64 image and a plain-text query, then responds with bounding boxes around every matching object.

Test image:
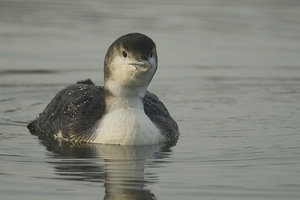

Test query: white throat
[104,80,147,111]
[93,81,165,145]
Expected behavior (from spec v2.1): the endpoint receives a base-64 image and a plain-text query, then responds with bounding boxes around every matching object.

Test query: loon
[28,33,179,145]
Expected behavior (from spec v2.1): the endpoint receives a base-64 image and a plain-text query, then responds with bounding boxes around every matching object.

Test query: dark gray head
[104,33,158,98]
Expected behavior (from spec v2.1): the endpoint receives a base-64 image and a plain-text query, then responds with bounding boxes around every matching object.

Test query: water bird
[28,33,179,145]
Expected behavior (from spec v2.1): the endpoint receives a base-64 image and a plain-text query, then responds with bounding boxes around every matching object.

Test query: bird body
[28,33,179,145]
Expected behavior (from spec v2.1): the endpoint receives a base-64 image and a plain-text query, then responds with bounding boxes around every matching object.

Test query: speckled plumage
[28,79,178,142]
[28,33,179,145]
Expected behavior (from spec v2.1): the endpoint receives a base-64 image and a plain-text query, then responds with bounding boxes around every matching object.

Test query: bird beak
[129,60,152,72]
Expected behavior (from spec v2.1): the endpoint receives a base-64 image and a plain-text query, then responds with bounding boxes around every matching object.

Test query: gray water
[1,0,300,199]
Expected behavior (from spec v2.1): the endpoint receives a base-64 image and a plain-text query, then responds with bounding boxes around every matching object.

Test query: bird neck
[104,80,146,112]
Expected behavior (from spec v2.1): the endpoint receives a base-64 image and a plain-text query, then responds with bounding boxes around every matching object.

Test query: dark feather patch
[28,81,105,142]
[144,92,179,142]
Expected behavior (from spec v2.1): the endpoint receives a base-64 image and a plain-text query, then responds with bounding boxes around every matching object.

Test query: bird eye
[122,51,127,58]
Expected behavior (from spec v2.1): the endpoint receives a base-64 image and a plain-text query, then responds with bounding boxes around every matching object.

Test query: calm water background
[1,0,300,199]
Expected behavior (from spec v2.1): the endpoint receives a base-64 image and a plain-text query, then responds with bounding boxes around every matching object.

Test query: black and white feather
[28,33,179,145]
[28,79,179,143]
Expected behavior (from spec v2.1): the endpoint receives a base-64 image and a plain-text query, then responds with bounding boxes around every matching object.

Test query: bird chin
[129,72,153,88]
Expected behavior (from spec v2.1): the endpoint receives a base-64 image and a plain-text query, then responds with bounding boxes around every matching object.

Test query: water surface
[1,0,300,199]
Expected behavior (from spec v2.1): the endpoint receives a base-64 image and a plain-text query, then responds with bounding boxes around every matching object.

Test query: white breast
[93,108,165,145]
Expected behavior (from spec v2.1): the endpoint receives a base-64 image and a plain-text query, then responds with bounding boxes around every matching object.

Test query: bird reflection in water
[38,137,176,200]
